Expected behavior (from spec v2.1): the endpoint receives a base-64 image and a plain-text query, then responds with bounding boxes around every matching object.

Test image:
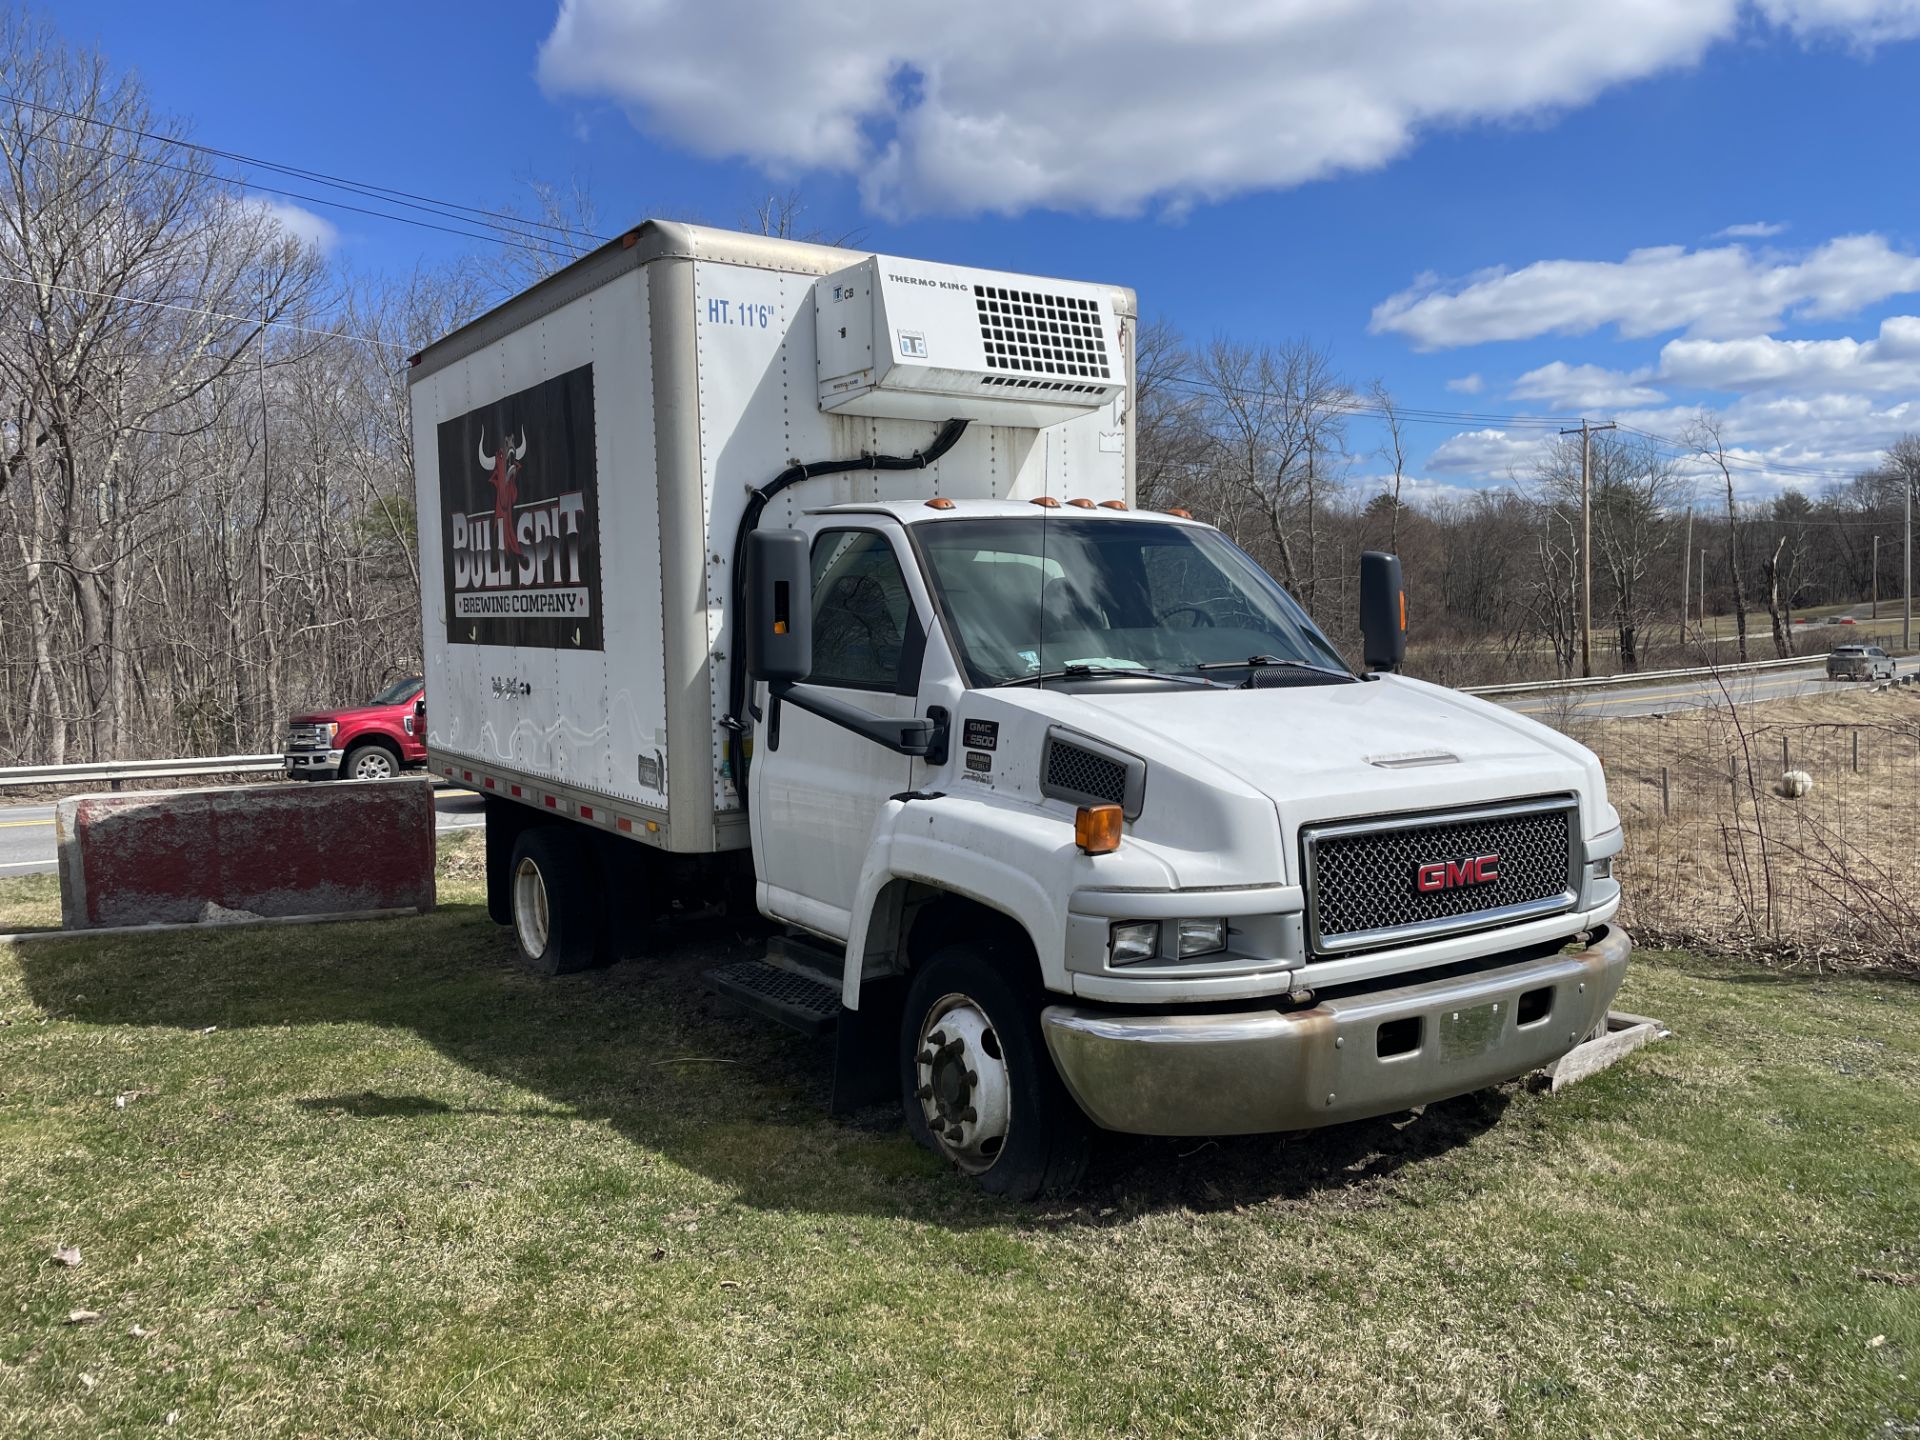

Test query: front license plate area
[1439,1002,1501,1061]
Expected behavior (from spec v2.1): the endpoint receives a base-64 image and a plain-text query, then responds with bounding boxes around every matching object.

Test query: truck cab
[741,500,1626,1195]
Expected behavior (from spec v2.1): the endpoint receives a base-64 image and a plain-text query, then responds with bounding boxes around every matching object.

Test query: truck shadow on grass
[14,901,1512,1223]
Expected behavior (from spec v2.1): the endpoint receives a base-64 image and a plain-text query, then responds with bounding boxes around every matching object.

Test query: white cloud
[1755,0,1920,43]
[1511,361,1668,408]
[1714,220,1788,238]
[1657,316,1920,394]
[539,0,1757,218]
[1445,373,1486,395]
[1371,234,1920,349]
[1424,427,1554,477]
[242,196,338,253]
[1620,393,1913,495]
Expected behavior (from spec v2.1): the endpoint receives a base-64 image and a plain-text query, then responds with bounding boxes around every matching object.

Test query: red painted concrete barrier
[55,779,435,930]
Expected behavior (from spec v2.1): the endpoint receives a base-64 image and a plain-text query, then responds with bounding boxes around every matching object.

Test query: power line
[0,90,607,247]
[12,120,567,259]
[0,273,403,348]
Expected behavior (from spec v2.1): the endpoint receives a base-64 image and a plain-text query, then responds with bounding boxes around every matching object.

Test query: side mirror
[746,529,813,683]
[414,698,426,717]
[1359,551,1405,673]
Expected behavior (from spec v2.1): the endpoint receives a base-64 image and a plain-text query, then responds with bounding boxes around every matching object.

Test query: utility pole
[1561,419,1616,676]
[1680,508,1694,642]
[1700,547,1707,633]
[1905,465,1912,651]
[1871,534,1878,620]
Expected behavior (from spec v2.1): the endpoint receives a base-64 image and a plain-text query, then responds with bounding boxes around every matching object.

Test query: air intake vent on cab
[1040,729,1146,818]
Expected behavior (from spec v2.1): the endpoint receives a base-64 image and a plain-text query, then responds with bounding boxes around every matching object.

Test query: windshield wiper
[996,664,1220,689]
[1191,654,1355,682]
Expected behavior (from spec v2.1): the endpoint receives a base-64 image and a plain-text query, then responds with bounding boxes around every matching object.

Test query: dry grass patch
[1571,687,1920,966]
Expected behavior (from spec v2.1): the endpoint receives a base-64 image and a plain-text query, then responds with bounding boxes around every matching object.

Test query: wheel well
[344,734,402,760]
[905,891,1038,974]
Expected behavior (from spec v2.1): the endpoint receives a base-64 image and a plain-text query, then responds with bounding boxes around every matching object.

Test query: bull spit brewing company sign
[439,365,602,650]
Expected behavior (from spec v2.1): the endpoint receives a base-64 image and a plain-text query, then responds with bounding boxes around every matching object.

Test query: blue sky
[60,0,1920,499]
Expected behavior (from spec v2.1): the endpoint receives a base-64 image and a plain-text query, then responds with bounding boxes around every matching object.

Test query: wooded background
[3,13,1916,766]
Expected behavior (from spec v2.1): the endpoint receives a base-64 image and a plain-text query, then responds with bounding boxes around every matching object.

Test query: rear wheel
[507,826,603,975]
[900,944,1090,1199]
[342,744,398,780]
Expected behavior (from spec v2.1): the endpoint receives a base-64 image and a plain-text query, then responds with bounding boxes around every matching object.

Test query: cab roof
[802,498,1203,526]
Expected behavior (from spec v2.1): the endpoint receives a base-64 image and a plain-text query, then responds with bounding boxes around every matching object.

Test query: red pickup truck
[283,676,427,781]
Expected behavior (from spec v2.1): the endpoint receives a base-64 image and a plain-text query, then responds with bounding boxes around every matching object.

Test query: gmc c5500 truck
[410,222,1629,1197]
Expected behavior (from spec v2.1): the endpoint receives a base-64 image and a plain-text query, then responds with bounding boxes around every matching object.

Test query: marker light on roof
[1030,496,1061,508]
[1099,500,1127,510]
[1164,508,1193,519]
[924,497,956,510]
[1066,498,1096,509]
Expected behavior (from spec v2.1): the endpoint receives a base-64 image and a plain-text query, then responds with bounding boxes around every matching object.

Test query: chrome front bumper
[1041,926,1631,1136]
[284,748,344,775]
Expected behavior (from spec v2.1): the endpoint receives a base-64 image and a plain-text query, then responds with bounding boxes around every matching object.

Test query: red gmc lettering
[1415,854,1501,892]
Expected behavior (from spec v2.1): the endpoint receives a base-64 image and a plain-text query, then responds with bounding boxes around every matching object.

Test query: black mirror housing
[746,529,812,683]
[1359,551,1405,673]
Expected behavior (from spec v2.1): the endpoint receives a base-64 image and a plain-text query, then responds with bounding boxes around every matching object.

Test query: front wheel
[900,945,1090,1199]
[342,744,398,780]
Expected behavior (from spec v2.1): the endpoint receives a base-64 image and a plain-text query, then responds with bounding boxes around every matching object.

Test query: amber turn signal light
[1074,803,1124,855]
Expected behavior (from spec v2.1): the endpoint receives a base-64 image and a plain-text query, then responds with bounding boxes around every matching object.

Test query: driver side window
[810,530,914,691]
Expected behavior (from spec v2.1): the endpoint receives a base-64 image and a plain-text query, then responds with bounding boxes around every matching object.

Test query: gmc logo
[1416,854,1500,893]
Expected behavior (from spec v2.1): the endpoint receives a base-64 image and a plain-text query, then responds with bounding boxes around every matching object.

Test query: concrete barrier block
[56,778,435,930]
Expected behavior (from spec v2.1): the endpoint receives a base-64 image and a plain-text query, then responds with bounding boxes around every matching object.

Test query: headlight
[1174,918,1227,958]
[1109,918,1230,965]
[325,722,338,743]
[1109,921,1159,965]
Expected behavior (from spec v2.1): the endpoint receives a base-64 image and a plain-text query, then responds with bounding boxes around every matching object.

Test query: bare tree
[1689,412,1750,663]
[1370,378,1407,554]
[0,12,326,759]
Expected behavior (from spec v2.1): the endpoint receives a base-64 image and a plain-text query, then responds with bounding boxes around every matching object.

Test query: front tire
[507,826,604,975]
[900,945,1090,1199]
[342,744,398,780]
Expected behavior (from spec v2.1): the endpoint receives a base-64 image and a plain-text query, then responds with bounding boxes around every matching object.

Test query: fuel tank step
[703,957,840,1038]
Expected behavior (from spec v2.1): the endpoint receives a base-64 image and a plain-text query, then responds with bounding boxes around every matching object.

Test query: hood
[989,674,1607,836]
[287,702,401,727]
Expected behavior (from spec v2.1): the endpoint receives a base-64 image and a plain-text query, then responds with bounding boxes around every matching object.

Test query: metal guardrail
[1462,652,1833,698]
[0,754,283,790]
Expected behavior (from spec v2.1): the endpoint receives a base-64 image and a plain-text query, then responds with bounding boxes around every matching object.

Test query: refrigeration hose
[722,417,971,799]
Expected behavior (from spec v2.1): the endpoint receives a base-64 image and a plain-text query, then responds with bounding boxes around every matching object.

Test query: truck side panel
[413,269,670,818]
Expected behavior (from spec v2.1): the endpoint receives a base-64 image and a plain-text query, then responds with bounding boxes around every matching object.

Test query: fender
[841,791,1178,1007]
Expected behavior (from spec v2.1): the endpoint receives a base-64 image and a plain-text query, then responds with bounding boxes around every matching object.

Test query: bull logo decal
[477,427,528,558]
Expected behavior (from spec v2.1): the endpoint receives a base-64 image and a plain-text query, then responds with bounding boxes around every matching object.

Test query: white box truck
[410,221,1630,1198]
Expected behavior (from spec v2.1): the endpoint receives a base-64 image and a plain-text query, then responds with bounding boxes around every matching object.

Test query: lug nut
[965,1069,978,1085]
[945,1125,965,1143]
[916,1084,934,1101]
[957,1106,977,1123]
[939,1038,965,1061]
[917,1049,935,1066]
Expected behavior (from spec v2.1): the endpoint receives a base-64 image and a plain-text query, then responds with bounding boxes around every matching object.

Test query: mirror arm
[770,683,947,762]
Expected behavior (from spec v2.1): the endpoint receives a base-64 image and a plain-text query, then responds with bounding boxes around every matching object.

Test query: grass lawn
[1,837,1915,1438]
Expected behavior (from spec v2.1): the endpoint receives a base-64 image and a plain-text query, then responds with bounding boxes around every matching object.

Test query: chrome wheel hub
[352,750,394,779]
[915,994,1012,1173]
[513,857,550,958]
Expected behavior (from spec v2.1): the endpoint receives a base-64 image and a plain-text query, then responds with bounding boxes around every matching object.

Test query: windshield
[368,676,424,707]
[914,517,1350,687]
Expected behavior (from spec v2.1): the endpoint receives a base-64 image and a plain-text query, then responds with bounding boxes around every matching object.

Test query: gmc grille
[1303,799,1576,955]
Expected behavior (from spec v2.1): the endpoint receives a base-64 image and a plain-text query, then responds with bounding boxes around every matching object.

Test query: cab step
[704,954,841,1038]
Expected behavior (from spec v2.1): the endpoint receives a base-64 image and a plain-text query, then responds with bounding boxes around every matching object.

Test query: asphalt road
[0,786,484,879]
[1496,655,1917,719]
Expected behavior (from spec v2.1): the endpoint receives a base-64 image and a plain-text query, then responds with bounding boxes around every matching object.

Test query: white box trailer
[411,223,1133,855]
[410,221,1631,1200]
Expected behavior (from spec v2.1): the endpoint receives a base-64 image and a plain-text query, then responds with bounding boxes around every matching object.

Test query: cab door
[750,526,929,939]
